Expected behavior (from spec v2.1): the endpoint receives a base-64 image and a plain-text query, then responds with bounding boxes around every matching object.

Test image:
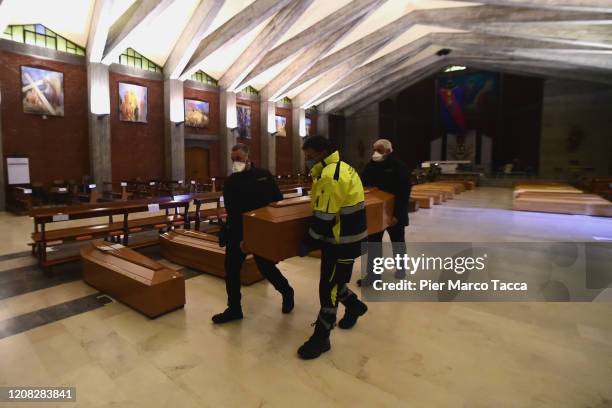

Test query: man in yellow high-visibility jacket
[298,136,368,360]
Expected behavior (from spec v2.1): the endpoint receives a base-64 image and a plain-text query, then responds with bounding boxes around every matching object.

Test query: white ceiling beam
[164,0,225,80]
[260,22,358,101]
[237,0,387,89]
[311,36,431,107]
[449,0,612,13]
[181,0,294,79]
[448,21,612,50]
[292,40,388,108]
[87,0,115,63]
[448,53,612,84]
[0,0,11,35]
[320,53,445,113]
[219,0,313,91]
[102,0,174,65]
[286,12,419,94]
[343,60,447,116]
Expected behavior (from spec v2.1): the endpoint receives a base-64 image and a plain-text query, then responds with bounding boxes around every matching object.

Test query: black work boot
[338,294,368,329]
[212,307,243,324]
[282,287,295,314]
[298,320,331,360]
[357,274,376,287]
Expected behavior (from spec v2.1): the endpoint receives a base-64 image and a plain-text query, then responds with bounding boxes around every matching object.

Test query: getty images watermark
[360,242,612,302]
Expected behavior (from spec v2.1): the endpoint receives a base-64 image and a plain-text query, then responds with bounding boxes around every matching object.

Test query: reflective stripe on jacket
[308,151,367,247]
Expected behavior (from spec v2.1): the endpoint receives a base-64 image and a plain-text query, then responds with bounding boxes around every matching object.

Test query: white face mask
[232,161,247,173]
[372,151,385,162]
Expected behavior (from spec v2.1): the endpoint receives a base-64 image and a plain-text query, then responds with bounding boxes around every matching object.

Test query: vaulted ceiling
[2,0,611,115]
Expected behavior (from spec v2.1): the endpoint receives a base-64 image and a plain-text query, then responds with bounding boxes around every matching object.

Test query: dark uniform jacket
[361,154,412,226]
[223,166,283,242]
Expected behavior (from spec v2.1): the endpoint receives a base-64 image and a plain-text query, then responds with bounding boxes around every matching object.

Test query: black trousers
[225,240,291,310]
[317,247,358,330]
[365,223,407,279]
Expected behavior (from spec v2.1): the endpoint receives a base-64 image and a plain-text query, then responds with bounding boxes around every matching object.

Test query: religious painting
[275,115,287,137]
[184,99,209,128]
[236,104,251,139]
[305,117,312,137]
[118,82,147,123]
[437,72,497,134]
[21,66,64,116]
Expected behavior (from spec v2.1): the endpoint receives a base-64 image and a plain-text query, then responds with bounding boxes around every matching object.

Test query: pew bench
[29,195,193,268]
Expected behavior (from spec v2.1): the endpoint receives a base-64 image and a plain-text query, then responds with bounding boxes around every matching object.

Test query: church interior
[0,0,611,406]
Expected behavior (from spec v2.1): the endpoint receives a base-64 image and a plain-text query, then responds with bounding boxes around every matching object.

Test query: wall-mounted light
[444,65,466,73]
[89,64,110,115]
[266,101,276,133]
[169,80,184,122]
[226,92,237,128]
[298,108,306,137]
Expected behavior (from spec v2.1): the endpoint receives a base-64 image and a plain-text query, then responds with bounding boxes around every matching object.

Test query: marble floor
[1,187,612,407]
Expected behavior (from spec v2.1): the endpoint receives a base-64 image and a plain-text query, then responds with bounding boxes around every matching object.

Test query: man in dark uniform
[358,139,412,287]
[212,143,295,324]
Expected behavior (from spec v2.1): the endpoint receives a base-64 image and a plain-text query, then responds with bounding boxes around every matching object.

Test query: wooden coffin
[408,198,419,213]
[159,230,263,285]
[513,195,612,217]
[243,188,395,262]
[80,241,185,318]
[410,194,434,208]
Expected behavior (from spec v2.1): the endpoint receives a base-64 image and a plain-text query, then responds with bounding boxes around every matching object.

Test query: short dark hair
[302,135,332,153]
[232,143,250,155]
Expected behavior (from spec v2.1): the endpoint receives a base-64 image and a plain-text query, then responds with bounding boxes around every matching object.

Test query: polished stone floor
[1,187,611,407]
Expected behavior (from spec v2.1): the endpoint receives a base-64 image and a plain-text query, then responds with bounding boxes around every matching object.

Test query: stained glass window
[118,48,162,73]
[190,70,219,86]
[2,24,85,55]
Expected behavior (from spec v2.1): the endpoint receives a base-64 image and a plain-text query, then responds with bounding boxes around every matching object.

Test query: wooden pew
[159,230,263,285]
[81,241,185,318]
[242,188,395,262]
[6,186,33,215]
[29,195,193,268]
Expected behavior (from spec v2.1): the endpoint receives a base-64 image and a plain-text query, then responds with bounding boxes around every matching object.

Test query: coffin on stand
[243,188,395,262]
[159,230,263,285]
[80,241,185,318]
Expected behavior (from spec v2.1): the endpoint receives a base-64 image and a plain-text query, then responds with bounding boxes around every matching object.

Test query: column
[164,79,185,181]
[219,90,237,176]
[291,107,305,175]
[0,86,5,210]
[317,112,329,138]
[87,62,112,188]
[260,100,276,174]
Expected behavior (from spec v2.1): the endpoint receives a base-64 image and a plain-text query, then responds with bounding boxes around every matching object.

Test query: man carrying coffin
[298,136,368,359]
[358,139,411,287]
[212,143,295,324]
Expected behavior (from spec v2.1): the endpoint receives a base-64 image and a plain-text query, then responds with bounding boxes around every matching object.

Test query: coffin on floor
[159,230,263,285]
[243,188,395,262]
[80,241,185,318]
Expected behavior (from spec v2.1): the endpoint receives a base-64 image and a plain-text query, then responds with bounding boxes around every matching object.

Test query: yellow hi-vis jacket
[308,151,367,258]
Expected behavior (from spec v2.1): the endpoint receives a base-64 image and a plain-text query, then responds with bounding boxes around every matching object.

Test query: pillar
[292,107,305,175]
[317,112,329,138]
[87,62,112,187]
[164,79,185,180]
[0,86,5,210]
[260,100,276,174]
[219,90,237,176]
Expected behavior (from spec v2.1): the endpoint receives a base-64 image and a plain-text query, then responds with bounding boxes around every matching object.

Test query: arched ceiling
[1,0,611,114]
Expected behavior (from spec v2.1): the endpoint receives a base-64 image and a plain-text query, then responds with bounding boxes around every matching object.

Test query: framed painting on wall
[305,117,312,137]
[118,82,148,123]
[275,115,287,137]
[237,104,251,139]
[184,99,210,128]
[21,66,64,116]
